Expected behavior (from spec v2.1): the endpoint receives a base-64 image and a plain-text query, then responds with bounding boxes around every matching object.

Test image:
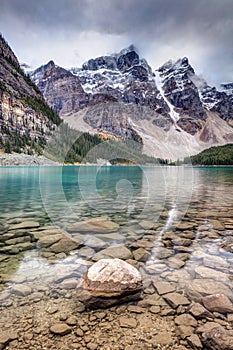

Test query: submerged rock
[77,258,143,309]
[92,245,133,261]
[221,237,233,253]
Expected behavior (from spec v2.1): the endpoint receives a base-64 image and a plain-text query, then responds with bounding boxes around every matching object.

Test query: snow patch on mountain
[154,71,180,123]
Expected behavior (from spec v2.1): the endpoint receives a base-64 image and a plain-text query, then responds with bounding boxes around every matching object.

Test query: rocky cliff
[0,34,61,154]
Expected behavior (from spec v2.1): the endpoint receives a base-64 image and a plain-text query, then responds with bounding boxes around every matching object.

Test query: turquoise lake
[0,165,232,312]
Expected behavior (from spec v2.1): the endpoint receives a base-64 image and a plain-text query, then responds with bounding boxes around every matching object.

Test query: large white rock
[77,258,143,309]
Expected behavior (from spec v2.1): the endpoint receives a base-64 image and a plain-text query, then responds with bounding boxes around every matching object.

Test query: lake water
[0,166,233,346]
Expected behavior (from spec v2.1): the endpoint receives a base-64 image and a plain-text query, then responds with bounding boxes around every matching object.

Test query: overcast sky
[0,0,233,86]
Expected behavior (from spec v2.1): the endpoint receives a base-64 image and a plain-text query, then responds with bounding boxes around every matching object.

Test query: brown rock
[154,332,173,346]
[149,306,160,314]
[202,294,233,313]
[38,234,63,248]
[0,331,18,350]
[66,316,77,326]
[177,325,195,339]
[202,327,233,350]
[92,245,133,261]
[153,281,176,295]
[189,302,212,319]
[133,247,150,262]
[50,238,81,253]
[127,305,145,313]
[164,292,190,308]
[67,217,119,233]
[119,316,137,328]
[196,322,224,334]
[75,328,84,337]
[187,334,203,349]
[175,222,196,230]
[175,314,197,327]
[50,323,72,335]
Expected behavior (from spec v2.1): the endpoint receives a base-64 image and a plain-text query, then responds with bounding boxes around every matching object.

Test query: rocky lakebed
[0,208,233,350]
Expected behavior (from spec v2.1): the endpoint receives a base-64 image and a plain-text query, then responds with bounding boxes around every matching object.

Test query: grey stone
[11,285,32,297]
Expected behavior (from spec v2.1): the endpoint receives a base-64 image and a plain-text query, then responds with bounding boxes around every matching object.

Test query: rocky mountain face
[31,60,115,116]
[0,34,60,154]
[30,45,233,160]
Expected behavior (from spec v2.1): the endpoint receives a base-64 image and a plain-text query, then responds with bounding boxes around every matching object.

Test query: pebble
[119,316,138,328]
[50,323,72,336]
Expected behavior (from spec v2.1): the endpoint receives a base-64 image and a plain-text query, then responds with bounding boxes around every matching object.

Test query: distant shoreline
[0,153,58,166]
[1,152,233,167]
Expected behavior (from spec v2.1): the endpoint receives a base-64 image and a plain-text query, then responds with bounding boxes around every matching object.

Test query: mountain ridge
[29,45,233,160]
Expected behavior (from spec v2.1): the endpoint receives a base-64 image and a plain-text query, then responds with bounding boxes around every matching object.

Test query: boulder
[77,258,143,309]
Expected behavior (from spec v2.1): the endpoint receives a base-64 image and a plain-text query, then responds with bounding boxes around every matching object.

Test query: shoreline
[1,153,233,167]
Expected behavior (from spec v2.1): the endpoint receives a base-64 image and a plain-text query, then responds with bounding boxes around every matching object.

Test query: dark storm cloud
[0,0,232,84]
[1,0,87,29]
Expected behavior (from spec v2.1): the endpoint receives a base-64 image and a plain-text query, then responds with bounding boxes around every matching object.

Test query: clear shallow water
[0,166,233,301]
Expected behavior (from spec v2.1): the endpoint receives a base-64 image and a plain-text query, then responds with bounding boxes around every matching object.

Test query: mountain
[30,46,233,160]
[0,34,61,154]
